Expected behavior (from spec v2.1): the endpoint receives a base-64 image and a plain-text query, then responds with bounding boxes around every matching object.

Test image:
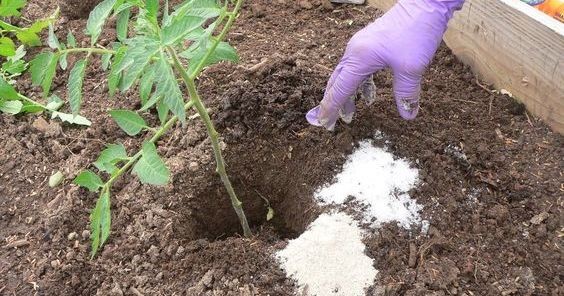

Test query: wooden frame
[367,0,564,134]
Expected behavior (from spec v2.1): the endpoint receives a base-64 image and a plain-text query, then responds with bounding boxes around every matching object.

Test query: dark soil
[1,0,562,295]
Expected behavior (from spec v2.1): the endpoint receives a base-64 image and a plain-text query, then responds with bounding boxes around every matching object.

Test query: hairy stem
[169,47,251,237]
[166,0,251,237]
[16,93,47,109]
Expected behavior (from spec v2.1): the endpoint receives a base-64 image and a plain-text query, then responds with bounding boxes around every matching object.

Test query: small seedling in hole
[256,190,275,221]
[39,0,252,257]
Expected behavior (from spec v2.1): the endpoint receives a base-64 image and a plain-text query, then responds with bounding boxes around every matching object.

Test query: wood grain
[367,0,564,134]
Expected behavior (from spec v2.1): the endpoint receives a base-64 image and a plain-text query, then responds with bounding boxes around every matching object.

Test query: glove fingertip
[306,106,323,127]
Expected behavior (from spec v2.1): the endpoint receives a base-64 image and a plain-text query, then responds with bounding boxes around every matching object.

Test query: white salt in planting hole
[315,140,421,228]
[276,212,378,296]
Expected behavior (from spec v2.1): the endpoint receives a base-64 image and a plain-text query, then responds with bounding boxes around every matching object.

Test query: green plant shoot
[54,0,252,257]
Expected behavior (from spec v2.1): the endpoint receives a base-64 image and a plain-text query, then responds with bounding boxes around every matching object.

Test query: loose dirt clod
[276,212,377,296]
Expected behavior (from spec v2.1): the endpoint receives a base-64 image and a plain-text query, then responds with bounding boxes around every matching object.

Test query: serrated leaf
[30,52,52,86]
[133,142,169,185]
[0,76,19,100]
[90,189,111,258]
[116,7,130,42]
[86,0,117,45]
[0,0,26,17]
[68,59,87,115]
[118,37,159,92]
[48,171,64,187]
[107,45,127,96]
[47,23,60,49]
[41,53,58,97]
[109,110,148,136]
[67,31,77,48]
[0,100,22,114]
[138,68,154,106]
[94,143,128,174]
[152,54,185,123]
[0,37,16,57]
[51,111,92,126]
[161,15,206,46]
[74,170,104,192]
[15,29,41,46]
[186,41,238,76]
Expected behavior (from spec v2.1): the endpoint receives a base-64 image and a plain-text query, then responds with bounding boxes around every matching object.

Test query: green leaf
[20,101,44,113]
[28,18,51,33]
[0,0,26,17]
[118,37,159,92]
[45,94,64,111]
[156,99,169,124]
[0,37,16,57]
[67,31,77,48]
[2,59,26,75]
[74,170,104,192]
[107,45,127,96]
[116,7,130,42]
[94,143,128,174]
[138,68,154,106]
[47,23,60,49]
[51,111,92,126]
[86,0,117,45]
[186,41,239,76]
[59,53,68,70]
[109,110,148,136]
[68,59,87,115]
[41,53,58,97]
[16,29,41,46]
[145,0,158,22]
[161,15,206,46]
[133,142,170,185]
[0,100,22,114]
[49,171,64,187]
[152,53,185,123]
[90,189,111,258]
[30,52,52,86]
[0,76,19,100]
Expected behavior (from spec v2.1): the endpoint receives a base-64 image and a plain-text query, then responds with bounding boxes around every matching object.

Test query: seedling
[36,0,251,257]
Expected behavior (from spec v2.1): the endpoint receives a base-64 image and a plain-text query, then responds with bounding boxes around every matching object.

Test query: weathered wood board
[367,0,564,134]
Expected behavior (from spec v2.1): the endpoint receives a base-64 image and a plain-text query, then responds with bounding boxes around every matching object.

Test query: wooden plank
[367,0,564,134]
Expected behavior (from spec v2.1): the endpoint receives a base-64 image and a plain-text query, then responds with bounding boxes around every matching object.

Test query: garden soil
[1,0,562,295]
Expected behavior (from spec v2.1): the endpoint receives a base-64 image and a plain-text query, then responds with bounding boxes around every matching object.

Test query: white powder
[315,140,421,228]
[276,212,378,296]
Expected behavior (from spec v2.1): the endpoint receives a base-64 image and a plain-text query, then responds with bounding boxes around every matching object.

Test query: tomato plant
[32,0,250,257]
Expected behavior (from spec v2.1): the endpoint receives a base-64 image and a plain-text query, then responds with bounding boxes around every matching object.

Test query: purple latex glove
[307,0,465,130]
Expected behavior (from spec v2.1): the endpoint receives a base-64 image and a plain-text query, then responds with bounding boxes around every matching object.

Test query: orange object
[535,0,564,21]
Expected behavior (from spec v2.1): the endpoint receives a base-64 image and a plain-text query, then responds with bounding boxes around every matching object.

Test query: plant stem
[17,93,47,109]
[189,0,245,80]
[168,42,252,237]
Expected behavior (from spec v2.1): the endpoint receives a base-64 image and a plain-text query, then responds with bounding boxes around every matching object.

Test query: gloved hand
[307,0,465,130]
